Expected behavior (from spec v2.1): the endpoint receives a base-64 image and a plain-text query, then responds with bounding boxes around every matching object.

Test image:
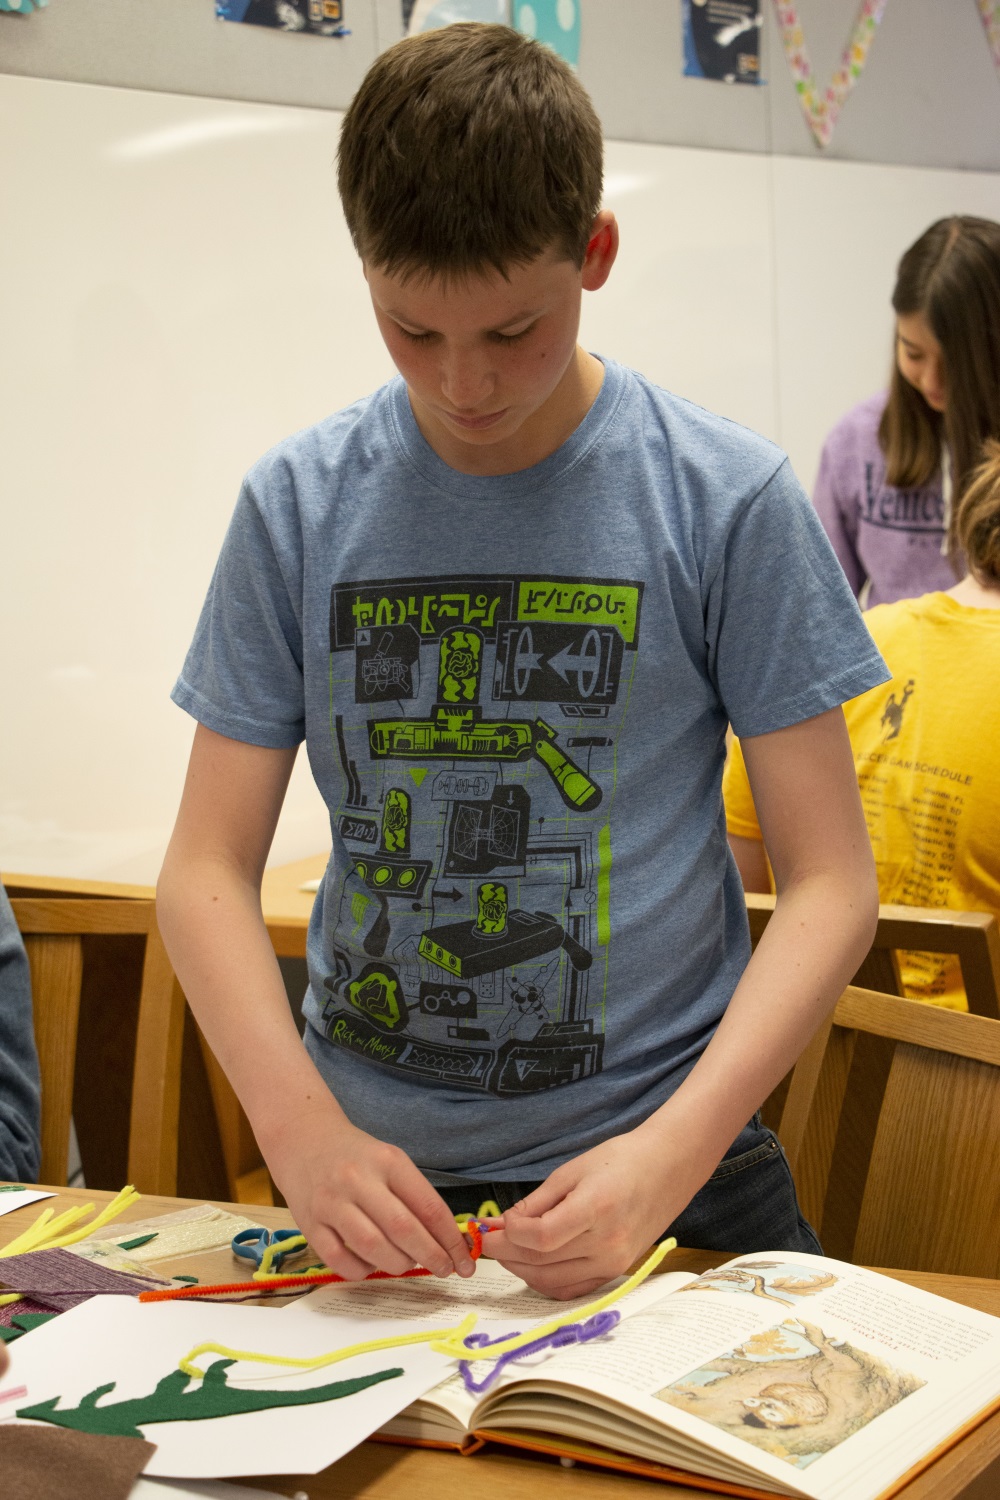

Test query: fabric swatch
[18,1357,403,1440]
[0,1294,54,1327]
[72,1206,261,1266]
[0,1311,56,1343]
[0,1248,162,1308]
[0,1423,155,1500]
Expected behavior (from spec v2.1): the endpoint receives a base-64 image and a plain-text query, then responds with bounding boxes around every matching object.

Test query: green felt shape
[117,1234,157,1251]
[13,1312,56,1333]
[173,1275,199,1284]
[0,1312,53,1343]
[17,1358,403,1440]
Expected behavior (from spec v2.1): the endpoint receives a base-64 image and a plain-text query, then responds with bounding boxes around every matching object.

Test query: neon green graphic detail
[597,824,612,947]
[438,628,482,703]
[348,970,405,1030]
[408,767,429,787]
[350,890,371,934]
[517,582,640,645]
[382,788,410,854]
[369,712,600,811]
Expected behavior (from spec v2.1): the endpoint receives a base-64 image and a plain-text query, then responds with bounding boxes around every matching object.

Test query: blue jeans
[437,1116,821,1256]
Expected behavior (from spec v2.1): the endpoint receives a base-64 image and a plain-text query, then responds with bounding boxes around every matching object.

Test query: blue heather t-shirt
[173,357,888,1182]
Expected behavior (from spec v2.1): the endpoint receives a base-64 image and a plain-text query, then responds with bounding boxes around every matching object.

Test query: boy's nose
[440,354,494,410]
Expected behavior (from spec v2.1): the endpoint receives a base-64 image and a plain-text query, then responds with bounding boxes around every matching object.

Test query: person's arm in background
[813,425,866,599]
[483,709,879,1297]
[156,724,473,1284]
[0,882,41,1184]
[723,733,771,893]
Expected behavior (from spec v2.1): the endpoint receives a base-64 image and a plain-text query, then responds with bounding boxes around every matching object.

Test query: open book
[373,1252,1000,1500]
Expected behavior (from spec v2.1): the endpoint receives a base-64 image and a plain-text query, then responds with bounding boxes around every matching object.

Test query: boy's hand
[480,1127,706,1299]
[264,1104,475,1283]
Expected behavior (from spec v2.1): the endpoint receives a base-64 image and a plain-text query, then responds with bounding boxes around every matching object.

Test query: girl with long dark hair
[815,216,1000,606]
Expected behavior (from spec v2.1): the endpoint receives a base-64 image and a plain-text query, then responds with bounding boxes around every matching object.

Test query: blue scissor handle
[231,1226,304,1272]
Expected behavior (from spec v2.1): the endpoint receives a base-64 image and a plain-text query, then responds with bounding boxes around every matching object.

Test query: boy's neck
[406,345,606,478]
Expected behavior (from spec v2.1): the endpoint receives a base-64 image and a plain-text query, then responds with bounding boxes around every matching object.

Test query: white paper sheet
[0,1187,56,1220]
[132,1481,299,1499]
[8,1294,459,1478]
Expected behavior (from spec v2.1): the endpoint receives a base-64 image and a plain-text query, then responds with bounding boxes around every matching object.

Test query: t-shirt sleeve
[722,736,762,840]
[706,458,889,739]
[171,480,306,748]
[813,423,865,598]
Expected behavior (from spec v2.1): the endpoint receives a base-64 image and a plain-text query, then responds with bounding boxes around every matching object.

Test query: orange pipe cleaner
[139,1220,484,1304]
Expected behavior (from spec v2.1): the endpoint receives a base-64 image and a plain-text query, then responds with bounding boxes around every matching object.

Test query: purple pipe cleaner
[458,1309,621,1395]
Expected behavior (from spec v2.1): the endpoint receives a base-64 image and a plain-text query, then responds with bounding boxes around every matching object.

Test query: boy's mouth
[444,408,509,431]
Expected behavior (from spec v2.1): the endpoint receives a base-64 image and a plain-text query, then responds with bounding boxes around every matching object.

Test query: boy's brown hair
[337,22,603,280]
[879,216,1000,563]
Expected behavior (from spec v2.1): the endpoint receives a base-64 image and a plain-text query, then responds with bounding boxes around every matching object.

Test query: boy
[159,24,886,1300]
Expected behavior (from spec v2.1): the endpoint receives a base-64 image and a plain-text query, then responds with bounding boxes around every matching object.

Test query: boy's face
[365,214,617,475]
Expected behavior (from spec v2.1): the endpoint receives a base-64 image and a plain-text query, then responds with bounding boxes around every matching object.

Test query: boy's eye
[492,326,533,345]
[399,327,434,343]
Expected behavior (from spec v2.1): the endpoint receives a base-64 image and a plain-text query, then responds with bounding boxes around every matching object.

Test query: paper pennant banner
[977,0,1000,69]
[773,0,889,148]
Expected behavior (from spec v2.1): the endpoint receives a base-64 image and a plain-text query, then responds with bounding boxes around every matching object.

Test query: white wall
[2,73,999,883]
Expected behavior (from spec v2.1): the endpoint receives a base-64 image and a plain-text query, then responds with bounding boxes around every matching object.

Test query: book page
[477,1253,1000,1500]
[283,1261,697,1430]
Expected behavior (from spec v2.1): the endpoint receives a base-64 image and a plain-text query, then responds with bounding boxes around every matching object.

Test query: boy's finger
[390,1173,476,1276]
[501,1190,591,1254]
[309,1222,379,1282]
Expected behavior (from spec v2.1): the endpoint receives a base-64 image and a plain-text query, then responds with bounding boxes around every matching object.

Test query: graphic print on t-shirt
[321,574,643,1095]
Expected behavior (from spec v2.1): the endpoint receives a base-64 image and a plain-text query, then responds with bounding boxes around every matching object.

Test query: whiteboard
[2,73,999,882]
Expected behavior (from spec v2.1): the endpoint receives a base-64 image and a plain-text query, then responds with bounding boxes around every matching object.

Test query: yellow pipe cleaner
[252,1201,501,1280]
[431,1239,675,1362]
[178,1240,675,1382]
[179,1312,480,1380]
[0,1186,140,1259]
[0,1186,141,1308]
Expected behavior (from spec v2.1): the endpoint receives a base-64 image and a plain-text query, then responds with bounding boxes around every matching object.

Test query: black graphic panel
[355,625,421,703]
[444,785,530,876]
[492,622,623,706]
[419,981,477,1019]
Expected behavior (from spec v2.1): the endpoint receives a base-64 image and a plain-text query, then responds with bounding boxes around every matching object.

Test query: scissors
[231,1227,307,1274]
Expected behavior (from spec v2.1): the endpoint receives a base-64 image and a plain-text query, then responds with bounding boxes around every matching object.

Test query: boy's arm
[483,707,877,1298]
[157,724,472,1282]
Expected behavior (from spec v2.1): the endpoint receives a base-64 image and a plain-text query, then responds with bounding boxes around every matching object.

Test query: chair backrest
[778,985,1000,1279]
[9,898,185,1193]
[746,893,1000,1018]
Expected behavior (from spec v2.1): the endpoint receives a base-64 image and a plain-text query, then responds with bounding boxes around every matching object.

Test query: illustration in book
[656,1318,924,1470]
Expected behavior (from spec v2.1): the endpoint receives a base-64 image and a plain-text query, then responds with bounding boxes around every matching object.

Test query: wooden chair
[9,897,184,1194]
[777,984,1000,1279]
[746,893,1000,1018]
[7,884,274,1204]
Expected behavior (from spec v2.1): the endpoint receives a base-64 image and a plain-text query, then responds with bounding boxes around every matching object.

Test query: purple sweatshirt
[813,393,958,607]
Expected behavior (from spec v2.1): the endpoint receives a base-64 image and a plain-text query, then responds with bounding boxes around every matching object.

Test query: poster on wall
[404,0,580,67]
[217,0,349,35]
[0,0,50,12]
[682,0,762,84]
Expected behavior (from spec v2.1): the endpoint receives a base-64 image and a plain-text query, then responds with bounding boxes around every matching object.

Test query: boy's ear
[581,210,619,292]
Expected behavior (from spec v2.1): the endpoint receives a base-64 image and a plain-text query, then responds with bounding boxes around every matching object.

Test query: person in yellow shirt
[724,442,1000,1009]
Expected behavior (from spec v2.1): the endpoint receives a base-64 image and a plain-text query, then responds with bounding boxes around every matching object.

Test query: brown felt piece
[0,1423,155,1500]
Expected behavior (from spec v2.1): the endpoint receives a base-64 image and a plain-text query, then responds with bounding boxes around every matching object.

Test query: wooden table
[2,1187,999,1500]
[3,853,329,959]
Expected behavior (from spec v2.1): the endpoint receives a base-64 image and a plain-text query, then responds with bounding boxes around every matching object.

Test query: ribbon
[772,0,889,148]
[977,1,1000,70]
